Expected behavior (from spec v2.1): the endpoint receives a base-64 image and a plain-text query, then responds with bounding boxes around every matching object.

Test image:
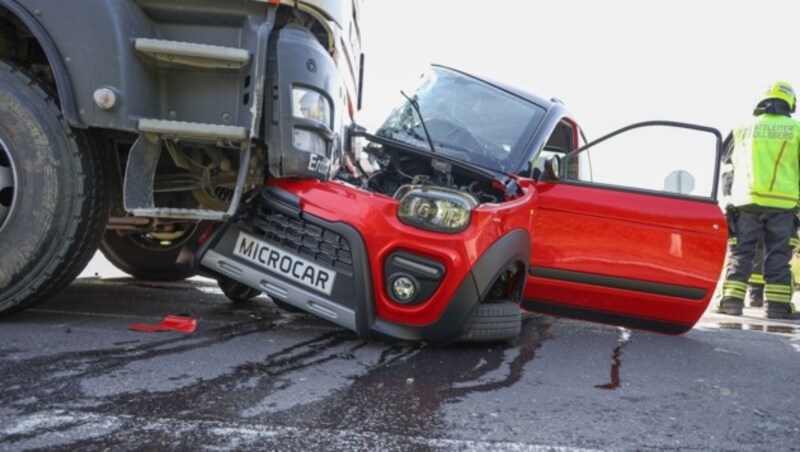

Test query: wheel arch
[370,229,531,344]
[0,1,81,127]
[471,228,531,304]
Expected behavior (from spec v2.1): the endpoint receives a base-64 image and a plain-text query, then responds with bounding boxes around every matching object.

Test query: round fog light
[390,275,417,303]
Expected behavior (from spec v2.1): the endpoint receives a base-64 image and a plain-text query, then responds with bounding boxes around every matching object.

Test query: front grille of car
[242,204,354,277]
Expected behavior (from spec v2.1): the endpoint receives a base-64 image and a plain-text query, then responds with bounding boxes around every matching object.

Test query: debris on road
[129,315,197,334]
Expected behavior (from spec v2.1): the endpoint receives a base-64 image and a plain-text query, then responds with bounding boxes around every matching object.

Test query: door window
[562,122,722,200]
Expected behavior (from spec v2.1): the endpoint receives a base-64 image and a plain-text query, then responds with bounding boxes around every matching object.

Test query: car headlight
[396,186,478,233]
[292,87,331,127]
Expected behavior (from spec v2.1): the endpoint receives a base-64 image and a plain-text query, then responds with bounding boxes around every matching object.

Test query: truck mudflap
[197,188,374,337]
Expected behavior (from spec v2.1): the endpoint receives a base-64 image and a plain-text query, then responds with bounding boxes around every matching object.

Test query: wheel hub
[125,222,200,251]
[0,138,17,234]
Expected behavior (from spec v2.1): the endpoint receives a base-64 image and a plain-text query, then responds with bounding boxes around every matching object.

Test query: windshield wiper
[400,90,436,154]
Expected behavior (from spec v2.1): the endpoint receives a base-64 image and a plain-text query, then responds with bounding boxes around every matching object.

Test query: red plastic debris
[129,315,197,334]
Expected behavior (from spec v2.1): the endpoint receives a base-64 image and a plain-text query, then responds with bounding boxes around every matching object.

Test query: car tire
[218,276,262,302]
[0,62,109,314]
[271,299,303,313]
[100,221,207,281]
[460,300,522,343]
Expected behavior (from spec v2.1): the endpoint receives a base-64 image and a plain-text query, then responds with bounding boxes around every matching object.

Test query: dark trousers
[723,210,797,304]
[748,233,765,300]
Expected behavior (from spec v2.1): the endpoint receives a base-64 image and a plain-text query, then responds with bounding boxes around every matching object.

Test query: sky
[358,0,800,141]
[81,0,800,276]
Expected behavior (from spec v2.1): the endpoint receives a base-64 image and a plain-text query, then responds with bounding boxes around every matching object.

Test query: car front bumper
[197,182,530,343]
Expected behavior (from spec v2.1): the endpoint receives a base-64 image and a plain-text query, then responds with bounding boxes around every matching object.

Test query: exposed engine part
[348,141,505,204]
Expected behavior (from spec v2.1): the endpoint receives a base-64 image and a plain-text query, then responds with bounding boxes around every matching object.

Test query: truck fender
[0,0,81,127]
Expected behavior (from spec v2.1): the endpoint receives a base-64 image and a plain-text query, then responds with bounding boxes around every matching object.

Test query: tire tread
[0,60,109,313]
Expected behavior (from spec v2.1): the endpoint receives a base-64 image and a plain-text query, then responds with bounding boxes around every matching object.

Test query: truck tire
[100,221,206,281]
[0,62,109,314]
[460,300,522,343]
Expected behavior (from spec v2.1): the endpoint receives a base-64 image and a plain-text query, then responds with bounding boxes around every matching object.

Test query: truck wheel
[460,300,522,343]
[100,221,205,281]
[0,63,109,314]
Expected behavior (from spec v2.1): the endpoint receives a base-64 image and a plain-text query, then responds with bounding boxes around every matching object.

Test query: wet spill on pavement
[594,328,631,390]
[0,306,557,447]
[709,322,799,335]
[696,321,800,336]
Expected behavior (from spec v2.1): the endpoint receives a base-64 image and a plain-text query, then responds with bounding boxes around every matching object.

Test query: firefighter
[719,81,800,319]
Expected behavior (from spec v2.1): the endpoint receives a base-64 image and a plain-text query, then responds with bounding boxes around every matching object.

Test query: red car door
[522,121,728,334]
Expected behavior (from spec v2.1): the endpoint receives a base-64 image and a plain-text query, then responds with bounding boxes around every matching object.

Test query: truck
[0,0,363,313]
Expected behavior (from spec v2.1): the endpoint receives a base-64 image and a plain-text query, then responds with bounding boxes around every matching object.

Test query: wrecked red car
[194,65,728,343]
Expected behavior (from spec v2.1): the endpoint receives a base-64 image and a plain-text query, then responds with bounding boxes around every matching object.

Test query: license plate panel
[232,231,337,296]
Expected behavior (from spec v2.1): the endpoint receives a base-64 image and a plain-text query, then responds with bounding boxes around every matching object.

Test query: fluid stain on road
[594,328,631,390]
[290,316,554,438]
[0,279,557,448]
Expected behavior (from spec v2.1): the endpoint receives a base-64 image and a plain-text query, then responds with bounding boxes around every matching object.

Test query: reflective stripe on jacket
[729,114,800,209]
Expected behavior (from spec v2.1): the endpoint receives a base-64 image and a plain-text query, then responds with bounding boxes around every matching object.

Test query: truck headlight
[293,128,327,155]
[292,87,331,127]
[396,186,478,233]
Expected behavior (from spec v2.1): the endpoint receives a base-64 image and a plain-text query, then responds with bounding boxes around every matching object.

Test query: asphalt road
[1,272,799,451]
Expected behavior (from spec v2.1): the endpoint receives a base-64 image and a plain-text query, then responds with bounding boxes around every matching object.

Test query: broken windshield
[376,67,545,173]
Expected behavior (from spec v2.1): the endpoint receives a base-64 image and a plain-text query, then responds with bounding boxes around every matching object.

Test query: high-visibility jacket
[727,113,800,209]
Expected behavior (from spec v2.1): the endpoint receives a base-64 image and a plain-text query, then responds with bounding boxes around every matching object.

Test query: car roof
[432,64,558,111]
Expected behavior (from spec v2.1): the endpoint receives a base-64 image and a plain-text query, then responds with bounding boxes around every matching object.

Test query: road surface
[0,258,798,450]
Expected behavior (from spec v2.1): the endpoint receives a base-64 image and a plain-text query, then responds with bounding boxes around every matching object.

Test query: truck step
[134,38,251,69]
[138,118,248,142]
[128,207,227,221]
[124,134,252,221]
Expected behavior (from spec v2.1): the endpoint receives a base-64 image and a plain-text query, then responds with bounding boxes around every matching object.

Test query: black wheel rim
[122,221,201,252]
[0,137,17,234]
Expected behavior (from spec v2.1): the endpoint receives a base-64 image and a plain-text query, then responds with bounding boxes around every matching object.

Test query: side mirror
[344,123,367,161]
[544,155,561,180]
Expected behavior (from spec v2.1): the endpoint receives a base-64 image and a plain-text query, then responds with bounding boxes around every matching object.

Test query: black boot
[747,285,764,307]
[716,298,744,316]
[766,302,800,320]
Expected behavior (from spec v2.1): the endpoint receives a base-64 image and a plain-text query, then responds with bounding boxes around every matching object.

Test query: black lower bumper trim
[521,299,692,335]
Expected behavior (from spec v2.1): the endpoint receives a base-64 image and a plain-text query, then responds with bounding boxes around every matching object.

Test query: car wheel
[217,276,262,302]
[100,221,207,281]
[271,299,303,313]
[460,300,521,343]
[0,62,109,314]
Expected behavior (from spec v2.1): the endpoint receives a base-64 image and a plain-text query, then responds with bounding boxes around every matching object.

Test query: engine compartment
[340,139,509,204]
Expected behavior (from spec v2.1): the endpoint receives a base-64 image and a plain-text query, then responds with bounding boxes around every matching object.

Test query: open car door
[523,121,728,334]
